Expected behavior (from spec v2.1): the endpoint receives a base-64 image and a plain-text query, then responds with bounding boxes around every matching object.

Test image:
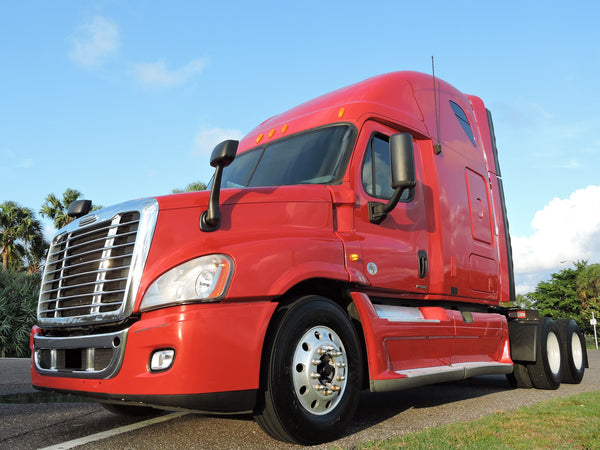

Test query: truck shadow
[192,375,513,447]
[344,375,513,436]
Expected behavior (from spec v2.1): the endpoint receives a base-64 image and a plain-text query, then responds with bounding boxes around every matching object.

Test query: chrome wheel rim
[292,326,348,416]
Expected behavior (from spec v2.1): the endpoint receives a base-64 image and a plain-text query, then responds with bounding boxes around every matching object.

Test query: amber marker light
[349,253,359,262]
[269,128,276,138]
[338,107,345,118]
[281,124,289,134]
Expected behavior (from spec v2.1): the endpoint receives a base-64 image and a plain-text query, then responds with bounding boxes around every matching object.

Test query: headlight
[140,254,234,311]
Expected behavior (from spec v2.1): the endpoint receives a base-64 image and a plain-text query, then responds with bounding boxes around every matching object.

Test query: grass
[359,390,600,449]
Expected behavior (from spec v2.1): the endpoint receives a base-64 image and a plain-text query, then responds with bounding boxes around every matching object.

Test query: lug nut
[317,346,334,355]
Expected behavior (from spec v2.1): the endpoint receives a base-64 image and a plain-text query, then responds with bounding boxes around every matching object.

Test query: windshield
[217,124,355,189]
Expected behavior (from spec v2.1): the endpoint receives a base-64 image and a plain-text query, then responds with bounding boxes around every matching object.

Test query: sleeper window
[450,101,476,146]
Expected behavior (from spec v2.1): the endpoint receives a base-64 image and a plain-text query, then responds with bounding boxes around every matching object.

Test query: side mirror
[201,140,239,232]
[390,133,416,190]
[67,199,93,219]
[369,133,416,224]
[209,140,238,168]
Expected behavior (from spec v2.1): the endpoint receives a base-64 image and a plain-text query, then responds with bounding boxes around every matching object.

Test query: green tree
[576,263,600,333]
[0,268,40,357]
[40,188,83,229]
[24,234,50,274]
[171,181,207,194]
[528,261,600,334]
[502,293,535,309]
[528,262,584,321]
[0,201,43,270]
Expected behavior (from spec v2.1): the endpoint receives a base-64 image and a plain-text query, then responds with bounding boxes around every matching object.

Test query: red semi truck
[31,71,587,444]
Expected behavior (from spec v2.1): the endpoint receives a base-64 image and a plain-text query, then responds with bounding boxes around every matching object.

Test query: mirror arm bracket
[200,140,238,232]
[200,165,224,232]
[368,184,414,224]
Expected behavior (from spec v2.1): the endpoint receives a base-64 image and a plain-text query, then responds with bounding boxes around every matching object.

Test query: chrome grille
[38,198,158,327]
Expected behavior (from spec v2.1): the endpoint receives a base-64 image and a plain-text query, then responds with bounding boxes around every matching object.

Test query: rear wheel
[254,295,363,445]
[556,319,586,384]
[527,317,562,390]
[506,362,533,389]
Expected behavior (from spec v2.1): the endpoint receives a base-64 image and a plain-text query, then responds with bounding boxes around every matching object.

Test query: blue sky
[1,1,599,293]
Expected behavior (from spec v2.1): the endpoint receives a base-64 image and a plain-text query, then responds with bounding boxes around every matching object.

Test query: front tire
[254,295,363,445]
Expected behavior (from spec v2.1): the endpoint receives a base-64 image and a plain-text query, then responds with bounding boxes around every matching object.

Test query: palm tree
[40,188,83,229]
[24,235,50,274]
[0,201,43,270]
[576,262,600,308]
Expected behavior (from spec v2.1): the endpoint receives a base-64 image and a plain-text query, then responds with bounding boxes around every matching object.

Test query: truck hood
[154,184,335,211]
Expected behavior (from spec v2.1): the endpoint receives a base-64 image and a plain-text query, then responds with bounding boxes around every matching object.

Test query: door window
[361,134,411,202]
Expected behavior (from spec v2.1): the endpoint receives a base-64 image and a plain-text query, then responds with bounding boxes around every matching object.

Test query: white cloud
[512,185,600,293]
[132,58,207,87]
[193,127,243,156]
[69,15,120,69]
[43,222,57,243]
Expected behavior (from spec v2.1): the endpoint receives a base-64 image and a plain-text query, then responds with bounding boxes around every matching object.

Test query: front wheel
[254,296,363,445]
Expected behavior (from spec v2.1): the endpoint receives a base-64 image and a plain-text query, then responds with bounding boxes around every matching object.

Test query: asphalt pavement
[0,358,36,396]
[1,352,598,449]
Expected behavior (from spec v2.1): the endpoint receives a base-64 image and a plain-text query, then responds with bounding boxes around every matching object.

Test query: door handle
[418,250,428,279]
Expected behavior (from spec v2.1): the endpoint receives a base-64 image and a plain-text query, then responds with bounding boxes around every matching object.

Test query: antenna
[431,56,442,155]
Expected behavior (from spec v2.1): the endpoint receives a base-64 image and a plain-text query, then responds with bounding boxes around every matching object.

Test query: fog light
[150,349,175,372]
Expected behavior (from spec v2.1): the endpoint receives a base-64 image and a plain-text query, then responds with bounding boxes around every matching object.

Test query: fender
[136,185,349,308]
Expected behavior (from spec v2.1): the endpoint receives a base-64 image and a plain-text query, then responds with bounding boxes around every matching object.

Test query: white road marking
[39,412,188,449]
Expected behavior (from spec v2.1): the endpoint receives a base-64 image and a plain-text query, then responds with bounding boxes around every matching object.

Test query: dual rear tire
[507,317,586,390]
[556,318,586,384]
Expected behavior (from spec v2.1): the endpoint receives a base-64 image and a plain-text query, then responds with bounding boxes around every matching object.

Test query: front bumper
[31,301,277,413]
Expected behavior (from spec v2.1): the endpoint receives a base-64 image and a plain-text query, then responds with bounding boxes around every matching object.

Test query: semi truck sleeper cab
[31,71,587,445]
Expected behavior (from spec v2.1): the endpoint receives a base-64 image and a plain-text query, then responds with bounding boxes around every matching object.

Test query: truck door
[354,121,430,295]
